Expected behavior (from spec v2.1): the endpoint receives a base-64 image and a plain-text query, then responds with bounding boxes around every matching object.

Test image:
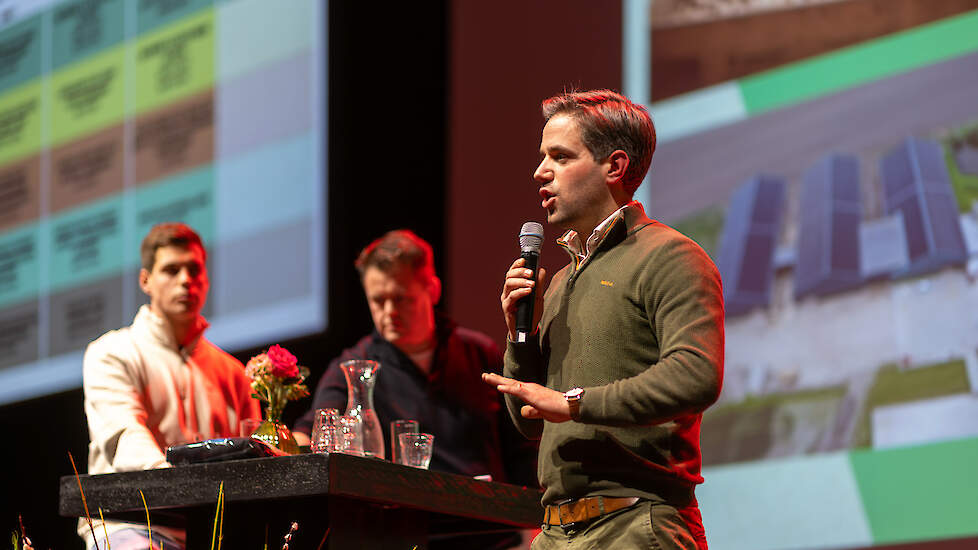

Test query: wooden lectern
[60,452,542,549]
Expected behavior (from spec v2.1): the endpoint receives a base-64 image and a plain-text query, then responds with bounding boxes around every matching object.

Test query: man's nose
[533,159,550,183]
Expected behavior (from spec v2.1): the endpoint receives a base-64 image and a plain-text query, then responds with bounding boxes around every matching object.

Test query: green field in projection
[651,9,978,144]
[739,9,978,115]
[850,437,978,544]
[134,9,216,116]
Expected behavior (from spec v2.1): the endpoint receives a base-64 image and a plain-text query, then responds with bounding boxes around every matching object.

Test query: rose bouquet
[245,345,310,424]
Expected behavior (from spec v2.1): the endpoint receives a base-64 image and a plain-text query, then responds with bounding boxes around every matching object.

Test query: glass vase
[339,359,384,459]
[250,407,300,455]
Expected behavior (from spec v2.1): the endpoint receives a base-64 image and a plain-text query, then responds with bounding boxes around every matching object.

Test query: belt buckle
[555,498,579,528]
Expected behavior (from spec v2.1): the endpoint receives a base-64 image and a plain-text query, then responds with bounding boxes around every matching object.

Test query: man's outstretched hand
[482,372,571,423]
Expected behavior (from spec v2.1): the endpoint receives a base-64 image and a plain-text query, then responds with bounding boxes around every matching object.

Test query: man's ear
[138,268,151,296]
[606,150,630,185]
[427,275,442,305]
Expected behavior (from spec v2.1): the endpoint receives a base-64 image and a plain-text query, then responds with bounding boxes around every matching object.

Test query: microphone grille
[519,222,544,252]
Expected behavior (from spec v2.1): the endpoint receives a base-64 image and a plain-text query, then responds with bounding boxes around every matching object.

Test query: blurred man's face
[139,244,209,324]
[362,265,437,353]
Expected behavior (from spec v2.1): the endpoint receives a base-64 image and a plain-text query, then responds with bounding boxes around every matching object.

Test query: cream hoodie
[78,305,261,545]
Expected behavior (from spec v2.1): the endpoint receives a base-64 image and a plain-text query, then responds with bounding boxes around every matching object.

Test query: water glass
[398,432,434,469]
[310,408,341,453]
[338,414,364,456]
[390,419,419,464]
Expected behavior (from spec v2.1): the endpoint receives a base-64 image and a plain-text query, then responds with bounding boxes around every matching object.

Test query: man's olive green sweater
[504,202,724,506]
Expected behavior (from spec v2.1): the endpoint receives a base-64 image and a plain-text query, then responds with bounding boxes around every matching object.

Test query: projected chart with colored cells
[0,0,326,404]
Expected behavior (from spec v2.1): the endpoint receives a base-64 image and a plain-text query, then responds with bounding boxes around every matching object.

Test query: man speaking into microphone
[484,90,724,550]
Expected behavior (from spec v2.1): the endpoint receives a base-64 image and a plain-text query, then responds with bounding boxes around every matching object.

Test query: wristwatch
[564,387,584,421]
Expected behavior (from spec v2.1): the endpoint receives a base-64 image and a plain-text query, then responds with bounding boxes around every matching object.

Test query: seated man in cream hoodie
[79,223,260,550]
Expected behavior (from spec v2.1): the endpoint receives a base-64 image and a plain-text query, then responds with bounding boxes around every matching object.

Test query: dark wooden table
[60,452,542,549]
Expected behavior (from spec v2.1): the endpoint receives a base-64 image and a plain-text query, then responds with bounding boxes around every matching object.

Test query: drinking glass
[310,408,341,453]
[398,432,434,469]
[338,414,364,456]
[390,420,419,464]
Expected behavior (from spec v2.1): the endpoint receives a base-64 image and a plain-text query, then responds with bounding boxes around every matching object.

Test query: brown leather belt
[543,496,641,527]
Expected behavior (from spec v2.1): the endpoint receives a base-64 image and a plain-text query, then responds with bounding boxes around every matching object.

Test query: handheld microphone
[515,222,544,343]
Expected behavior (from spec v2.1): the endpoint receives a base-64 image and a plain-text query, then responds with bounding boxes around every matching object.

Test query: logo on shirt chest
[600,280,615,287]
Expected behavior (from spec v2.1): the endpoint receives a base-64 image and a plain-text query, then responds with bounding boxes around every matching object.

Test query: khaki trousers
[531,500,703,550]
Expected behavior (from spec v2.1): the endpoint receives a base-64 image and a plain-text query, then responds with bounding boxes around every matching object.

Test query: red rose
[267,345,299,378]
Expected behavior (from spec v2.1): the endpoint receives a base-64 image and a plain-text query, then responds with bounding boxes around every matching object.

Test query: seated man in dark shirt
[295,229,537,488]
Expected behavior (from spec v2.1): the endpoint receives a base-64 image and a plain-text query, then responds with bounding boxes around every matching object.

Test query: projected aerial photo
[641,9,978,550]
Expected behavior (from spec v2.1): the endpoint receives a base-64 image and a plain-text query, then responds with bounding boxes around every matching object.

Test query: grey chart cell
[217,50,313,160]
[215,219,312,317]
[49,275,124,356]
[0,300,39,370]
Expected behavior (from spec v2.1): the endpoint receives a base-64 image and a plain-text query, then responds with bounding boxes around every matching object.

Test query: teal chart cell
[128,165,215,268]
[136,0,213,35]
[48,195,125,292]
[0,13,43,93]
[0,223,40,308]
[51,0,127,71]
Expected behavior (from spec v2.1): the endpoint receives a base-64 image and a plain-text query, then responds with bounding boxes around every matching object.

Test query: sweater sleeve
[502,339,547,439]
[578,236,724,426]
[486,339,538,485]
[83,335,169,471]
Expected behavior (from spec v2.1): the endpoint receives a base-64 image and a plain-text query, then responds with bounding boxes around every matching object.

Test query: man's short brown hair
[355,229,435,282]
[541,89,656,196]
[140,223,206,271]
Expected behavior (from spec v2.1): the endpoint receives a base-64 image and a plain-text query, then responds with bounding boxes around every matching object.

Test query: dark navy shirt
[296,318,538,487]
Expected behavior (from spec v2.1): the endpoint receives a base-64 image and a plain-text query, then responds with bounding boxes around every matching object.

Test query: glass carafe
[339,359,384,459]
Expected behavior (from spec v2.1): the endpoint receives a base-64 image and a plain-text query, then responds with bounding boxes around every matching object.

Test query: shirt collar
[135,304,208,353]
[557,201,642,267]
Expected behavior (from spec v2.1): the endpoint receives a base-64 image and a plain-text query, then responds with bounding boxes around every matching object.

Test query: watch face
[565,387,584,400]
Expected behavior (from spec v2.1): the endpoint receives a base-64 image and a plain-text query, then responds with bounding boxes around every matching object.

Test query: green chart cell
[849,437,978,544]
[48,194,125,292]
[0,13,42,93]
[50,45,125,146]
[0,81,42,166]
[137,0,213,35]
[0,223,40,309]
[51,0,126,71]
[133,8,215,115]
[127,165,215,268]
